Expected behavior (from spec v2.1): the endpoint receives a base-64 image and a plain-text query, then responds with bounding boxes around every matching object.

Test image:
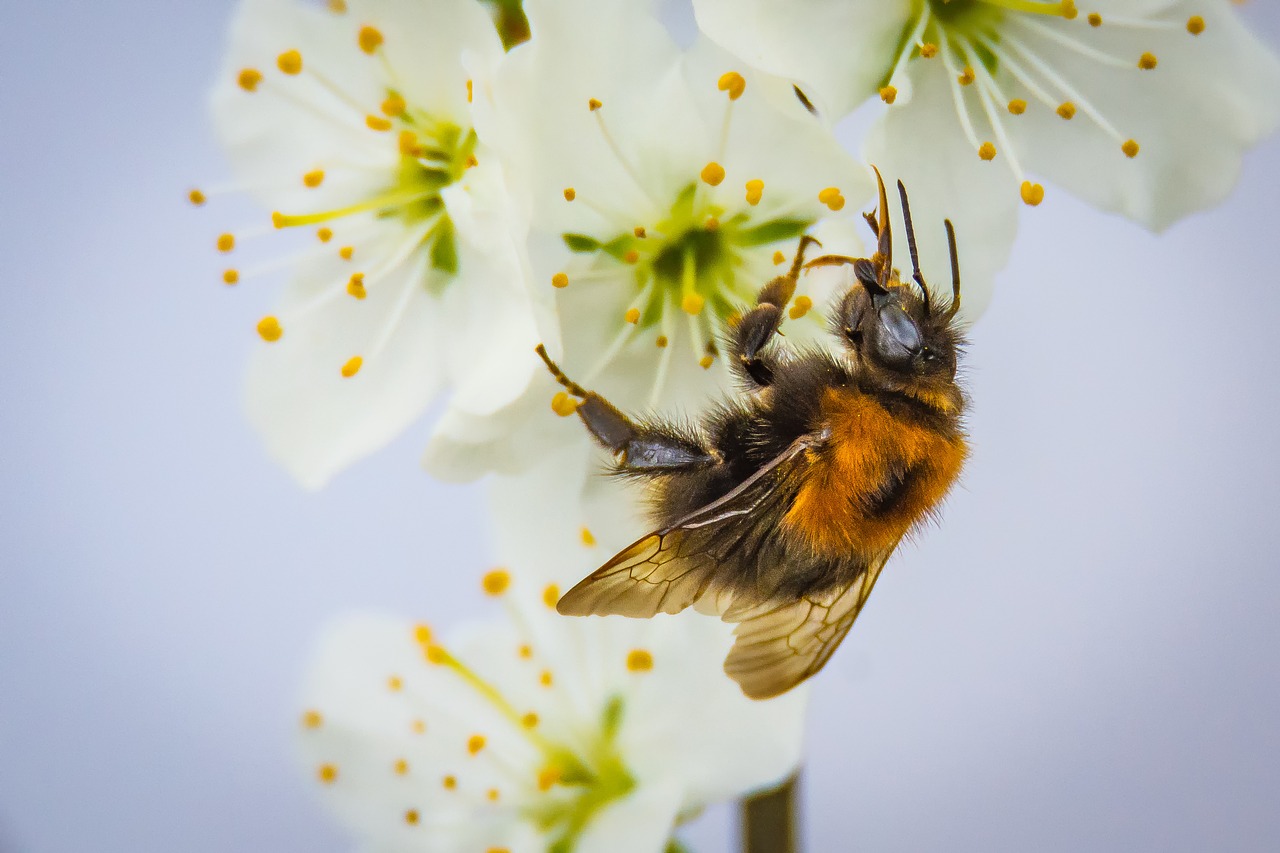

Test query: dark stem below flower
[741,773,799,853]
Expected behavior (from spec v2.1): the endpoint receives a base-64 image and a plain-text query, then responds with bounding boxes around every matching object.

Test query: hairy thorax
[783,385,967,557]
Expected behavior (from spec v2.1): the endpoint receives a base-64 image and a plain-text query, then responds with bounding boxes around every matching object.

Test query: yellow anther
[487,789,500,802]
[1122,139,1140,158]
[1187,15,1205,35]
[745,178,764,206]
[789,295,813,320]
[705,216,719,230]
[551,392,579,417]
[537,766,561,791]
[624,249,640,264]
[317,227,333,242]
[958,66,975,86]
[655,335,669,348]
[339,246,354,260]
[318,764,338,783]
[519,644,533,659]
[188,189,206,206]
[1061,0,1078,19]
[222,269,239,285]
[551,272,570,289]
[413,623,432,645]
[1021,181,1045,206]
[466,79,473,103]
[580,527,596,546]
[411,719,426,734]
[425,644,449,664]
[303,169,325,188]
[539,670,554,686]
[588,98,603,111]
[404,809,419,825]
[818,187,845,211]
[366,114,392,131]
[443,775,457,790]
[978,142,997,161]
[563,187,576,201]
[358,25,383,54]
[1057,101,1076,120]
[387,675,403,691]
[340,356,363,377]
[277,50,303,75]
[466,154,478,168]
[701,162,726,186]
[717,71,746,100]
[1088,12,1102,26]
[624,307,641,324]
[879,86,897,104]
[772,250,785,265]
[346,273,366,299]
[626,649,654,672]
[237,68,263,92]
[542,584,559,608]
[381,93,405,117]
[467,734,486,755]
[682,292,705,315]
[482,569,511,596]
[634,226,647,238]
[301,710,323,729]
[398,130,420,156]
[328,0,347,12]
[920,42,939,58]
[257,316,283,342]
[699,355,714,369]
[216,233,235,252]
[1138,52,1158,70]
[1008,98,1027,115]
[488,849,511,853]
[394,758,409,775]
[271,211,285,228]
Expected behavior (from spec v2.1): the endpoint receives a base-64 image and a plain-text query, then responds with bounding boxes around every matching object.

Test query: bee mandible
[537,170,968,699]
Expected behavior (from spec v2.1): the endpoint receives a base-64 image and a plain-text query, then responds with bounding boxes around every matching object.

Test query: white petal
[692,0,906,119]
[575,781,685,853]
[244,228,443,488]
[1002,0,1280,229]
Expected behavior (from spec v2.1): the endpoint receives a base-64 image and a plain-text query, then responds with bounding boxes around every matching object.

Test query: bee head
[808,174,964,398]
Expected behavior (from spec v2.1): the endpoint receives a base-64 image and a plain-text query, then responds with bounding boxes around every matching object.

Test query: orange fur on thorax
[784,387,966,556]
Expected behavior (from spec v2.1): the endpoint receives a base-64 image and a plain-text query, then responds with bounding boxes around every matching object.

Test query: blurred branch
[741,773,799,853]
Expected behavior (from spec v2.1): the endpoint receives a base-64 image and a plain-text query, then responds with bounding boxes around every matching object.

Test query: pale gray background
[3,2,1280,851]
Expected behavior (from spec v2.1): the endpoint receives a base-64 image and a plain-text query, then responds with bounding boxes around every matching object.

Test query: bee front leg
[732,235,820,388]
[535,345,714,472]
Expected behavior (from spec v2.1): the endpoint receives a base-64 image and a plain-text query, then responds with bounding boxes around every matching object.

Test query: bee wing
[556,433,818,619]
[721,553,889,699]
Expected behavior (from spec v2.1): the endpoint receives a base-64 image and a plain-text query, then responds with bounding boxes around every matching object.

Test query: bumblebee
[538,172,968,699]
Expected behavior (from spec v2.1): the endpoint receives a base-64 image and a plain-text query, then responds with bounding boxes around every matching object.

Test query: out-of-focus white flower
[693,0,1280,315]
[297,570,808,851]
[424,0,869,480]
[204,0,539,487]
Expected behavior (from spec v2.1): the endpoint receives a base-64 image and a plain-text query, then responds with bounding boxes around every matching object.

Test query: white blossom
[693,0,1280,315]
[205,0,540,487]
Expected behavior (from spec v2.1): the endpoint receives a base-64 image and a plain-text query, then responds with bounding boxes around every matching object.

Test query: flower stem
[741,773,799,853]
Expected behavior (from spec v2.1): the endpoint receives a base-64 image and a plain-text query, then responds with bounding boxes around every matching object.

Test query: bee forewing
[555,530,718,618]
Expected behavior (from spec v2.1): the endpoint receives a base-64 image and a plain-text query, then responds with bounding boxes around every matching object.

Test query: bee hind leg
[732,235,820,388]
[535,344,714,471]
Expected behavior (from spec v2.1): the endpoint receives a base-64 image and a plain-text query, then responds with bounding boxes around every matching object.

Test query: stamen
[1011,17,1132,69]
[624,307,640,324]
[700,162,726,186]
[818,187,845,211]
[580,527,596,546]
[1187,16,1205,35]
[466,79,473,103]
[717,71,746,100]
[1138,52,1158,70]
[257,316,283,342]
[482,569,511,596]
[884,7,932,92]
[974,0,1076,15]
[222,269,239,285]
[563,188,576,201]
[340,356,363,377]
[404,809,419,825]
[303,169,325,188]
[237,69,263,92]
[682,293,705,315]
[588,98,602,111]
[880,86,898,104]
[468,734,487,755]
[271,185,433,228]
[318,764,338,783]
[1057,101,1076,119]
[633,226,646,238]
[381,94,405,117]
[358,25,384,54]
[958,66,976,86]
[346,272,366,299]
[745,179,764,206]
[365,114,393,131]
[338,246,354,260]
[1088,13,1102,26]
[542,585,559,608]
[626,649,654,672]
[302,710,323,728]
[443,775,457,790]
[552,272,569,289]
[966,49,1029,181]
[789,296,813,320]
[317,227,333,242]
[1122,139,1140,158]
[551,392,578,417]
[188,189,207,206]
[921,43,939,58]
[938,40,984,153]
[993,32,1128,143]
[217,233,235,252]
[1021,181,1045,206]
[978,142,997,160]
[387,675,403,691]
[277,50,303,75]
[394,759,409,775]
[1008,99,1027,114]
[772,251,786,265]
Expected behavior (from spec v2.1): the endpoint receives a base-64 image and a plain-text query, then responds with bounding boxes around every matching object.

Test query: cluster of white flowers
[193,0,1278,849]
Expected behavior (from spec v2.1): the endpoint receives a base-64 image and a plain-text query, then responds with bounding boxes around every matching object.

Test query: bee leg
[536,345,714,470]
[733,235,820,388]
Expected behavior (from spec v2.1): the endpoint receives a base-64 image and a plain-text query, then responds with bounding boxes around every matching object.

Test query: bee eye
[879,305,922,354]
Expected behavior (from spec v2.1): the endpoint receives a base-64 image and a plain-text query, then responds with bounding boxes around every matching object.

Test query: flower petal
[574,780,685,853]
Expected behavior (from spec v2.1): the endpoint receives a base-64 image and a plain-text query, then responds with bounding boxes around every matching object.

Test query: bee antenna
[871,166,893,293]
[944,219,961,318]
[896,179,931,316]
[535,343,588,398]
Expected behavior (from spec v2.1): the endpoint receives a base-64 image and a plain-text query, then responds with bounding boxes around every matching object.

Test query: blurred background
[3,1,1279,851]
